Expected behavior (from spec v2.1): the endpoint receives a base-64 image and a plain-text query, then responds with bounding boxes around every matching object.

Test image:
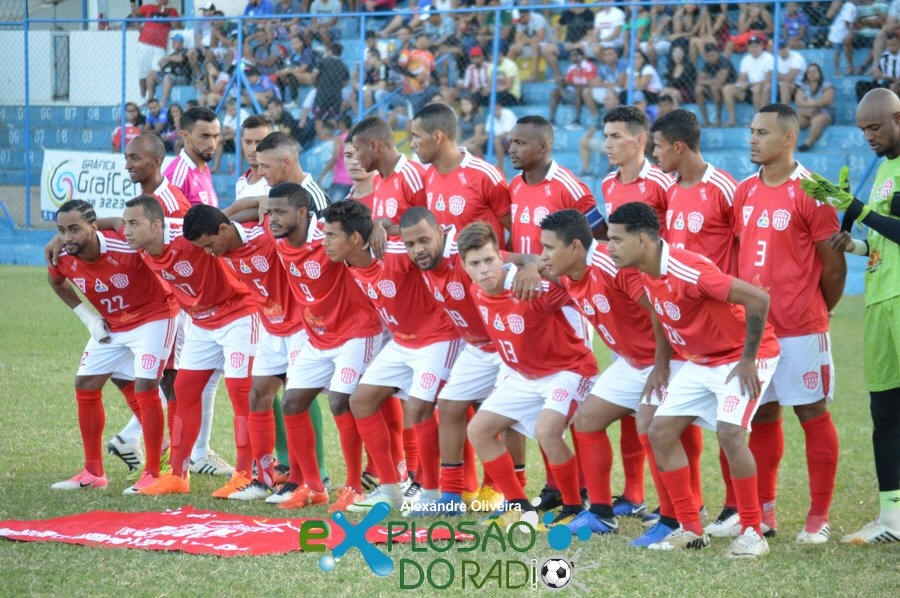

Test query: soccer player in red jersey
[539,209,691,546]
[164,106,220,207]
[399,207,544,516]
[650,109,740,534]
[607,201,781,558]
[733,104,847,544]
[125,133,191,218]
[348,116,427,226]
[409,103,512,240]
[48,200,178,493]
[320,200,462,511]
[460,221,599,528]
[600,104,675,521]
[266,183,386,512]
[122,196,258,497]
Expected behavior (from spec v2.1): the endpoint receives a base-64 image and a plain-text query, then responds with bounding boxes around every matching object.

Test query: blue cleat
[630,521,678,548]
[613,495,647,518]
[566,510,618,535]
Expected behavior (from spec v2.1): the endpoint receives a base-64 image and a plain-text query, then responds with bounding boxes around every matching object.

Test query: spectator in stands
[477,0,516,51]
[434,36,461,103]
[242,65,281,109]
[266,97,302,140]
[160,103,183,153]
[458,45,490,107]
[273,0,304,34]
[318,113,355,201]
[829,0,860,75]
[845,0,889,74]
[541,0,594,82]
[211,97,249,173]
[488,97,517,168]
[490,45,523,106]
[725,3,774,59]
[273,33,319,104]
[143,98,168,136]
[243,26,283,77]
[868,0,900,74]
[783,1,811,48]
[795,62,836,152]
[397,33,441,112]
[458,94,487,157]
[656,93,676,120]
[112,102,146,153]
[296,88,320,148]
[764,41,807,104]
[549,47,594,129]
[722,34,774,127]
[660,45,696,107]
[668,4,704,62]
[189,2,219,82]
[243,0,276,35]
[696,2,732,61]
[582,45,627,124]
[367,0,402,37]
[638,3,674,66]
[133,0,181,105]
[874,30,900,92]
[590,0,626,57]
[623,49,663,105]
[418,4,457,48]
[308,0,343,47]
[144,33,192,108]
[313,43,351,138]
[508,3,554,83]
[694,42,738,127]
[578,90,620,177]
[620,3,652,60]
[357,46,390,111]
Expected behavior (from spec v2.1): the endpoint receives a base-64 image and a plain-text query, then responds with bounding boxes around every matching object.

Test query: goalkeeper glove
[800,167,870,226]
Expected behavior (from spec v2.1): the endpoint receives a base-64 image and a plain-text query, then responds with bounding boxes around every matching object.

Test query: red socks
[681,424,704,509]
[659,466,701,535]
[640,433,674,519]
[75,389,104,477]
[549,456,582,506]
[403,427,419,480]
[171,369,213,477]
[356,412,399,484]
[247,410,275,485]
[573,429,613,506]
[136,389,164,477]
[380,396,405,479]
[284,411,323,491]
[733,473,762,535]
[440,463,465,494]
[749,419,784,513]
[801,412,839,522]
[412,417,440,490]
[119,382,139,419]
[224,376,252,475]
[334,411,363,492]
[719,448,737,509]
[619,415,645,504]
[540,446,558,490]
[483,452,527,502]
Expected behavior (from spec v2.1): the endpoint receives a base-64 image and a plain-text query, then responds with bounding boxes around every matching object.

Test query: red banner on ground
[0,506,472,557]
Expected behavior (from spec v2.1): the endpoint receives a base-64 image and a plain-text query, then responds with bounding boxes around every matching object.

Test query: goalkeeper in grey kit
[802,87,900,546]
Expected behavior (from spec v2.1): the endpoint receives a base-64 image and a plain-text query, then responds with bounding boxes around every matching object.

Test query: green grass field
[0,265,896,596]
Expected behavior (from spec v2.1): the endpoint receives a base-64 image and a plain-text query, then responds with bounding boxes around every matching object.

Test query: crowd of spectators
[120,0,900,165]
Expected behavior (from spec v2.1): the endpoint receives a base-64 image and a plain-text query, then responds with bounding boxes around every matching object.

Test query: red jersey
[733,164,839,337]
[639,242,780,366]
[137,4,179,49]
[220,221,305,337]
[424,151,511,239]
[275,219,383,350]
[141,219,253,329]
[602,159,673,233]
[49,230,178,332]
[470,277,599,379]
[559,243,657,367]
[666,163,739,275]
[347,240,458,349]
[419,229,496,351]
[509,160,598,254]
[153,177,191,218]
[371,154,427,223]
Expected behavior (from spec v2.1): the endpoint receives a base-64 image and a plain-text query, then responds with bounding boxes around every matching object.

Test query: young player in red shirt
[734,104,847,544]
[122,196,258,497]
[460,221,600,528]
[48,200,178,493]
[650,109,740,535]
[321,200,461,511]
[607,201,781,558]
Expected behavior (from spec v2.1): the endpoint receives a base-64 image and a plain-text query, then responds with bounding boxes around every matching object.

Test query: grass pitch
[0,265,896,596]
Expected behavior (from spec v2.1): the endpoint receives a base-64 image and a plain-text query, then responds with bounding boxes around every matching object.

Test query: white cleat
[188,451,234,477]
[705,507,741,538]
[727,527,770,558]
[228,480,271,501]
[796,523,830,545]
[347,483,404,512]
[841,519,900,545]
[107,435,144,471]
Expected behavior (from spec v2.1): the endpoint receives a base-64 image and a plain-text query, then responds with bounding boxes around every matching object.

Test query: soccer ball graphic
[540,558,572,589]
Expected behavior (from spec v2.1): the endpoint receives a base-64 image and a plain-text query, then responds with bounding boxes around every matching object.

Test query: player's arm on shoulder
[505,252,550,299]
[96,216,124,231]
[725,277,771,399]
[368,217,396,260]
[815,238,847,312]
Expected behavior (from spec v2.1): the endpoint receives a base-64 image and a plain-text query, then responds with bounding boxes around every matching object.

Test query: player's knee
[753,400,781,423]
[793,399,828,422]
[715,423,746,456]
[133,378,159,393]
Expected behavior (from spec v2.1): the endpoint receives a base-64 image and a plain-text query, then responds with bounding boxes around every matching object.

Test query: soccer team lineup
[42,83,900,563]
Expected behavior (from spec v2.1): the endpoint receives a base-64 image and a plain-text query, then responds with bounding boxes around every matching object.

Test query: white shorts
[438,343,503,402]
[563,304,593,349]
[253,327,290,377]
[168,310,187,370]
[596,358,684,410]
[359,338,462,402]
[138,42,166,77]
[286,334,383,394]
[179,314,259,378]
[655,357,780,431]
[481,364,597,438]
[78,317,177,379]
[761,332,834,407]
